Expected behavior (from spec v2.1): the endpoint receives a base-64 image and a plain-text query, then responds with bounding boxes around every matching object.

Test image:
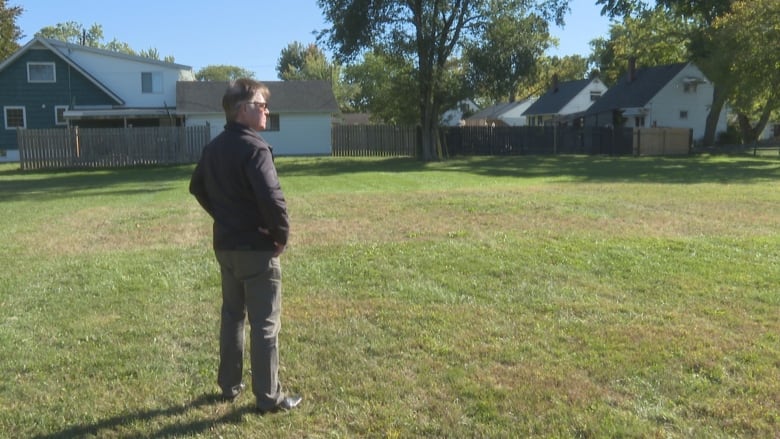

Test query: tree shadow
[30,393,256,439]
[0,165,195,202]
[275,154,780,184]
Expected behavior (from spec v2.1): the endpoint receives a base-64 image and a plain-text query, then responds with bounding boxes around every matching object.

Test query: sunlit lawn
[0,155,778,438]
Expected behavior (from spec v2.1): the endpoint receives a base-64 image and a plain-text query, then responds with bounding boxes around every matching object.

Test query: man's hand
[259,227,285,257]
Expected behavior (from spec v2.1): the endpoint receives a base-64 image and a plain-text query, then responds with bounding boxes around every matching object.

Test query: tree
[517,54,590,99]
[276,42,333,81]
[589,7,690,85]
[708,0,780,143]
[596,0,734,145]
[317,0,569,160]
[36,21,173,61]
[464,11,552,102]
[195,65,255,81]
[0,0,23,61]
[343,50,420,124]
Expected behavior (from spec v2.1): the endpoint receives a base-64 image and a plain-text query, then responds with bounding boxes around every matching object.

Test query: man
[189,78,301,413]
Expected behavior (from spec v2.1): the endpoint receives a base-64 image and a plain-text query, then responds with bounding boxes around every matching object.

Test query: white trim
[54,105,69,125]
[27,61,56,83]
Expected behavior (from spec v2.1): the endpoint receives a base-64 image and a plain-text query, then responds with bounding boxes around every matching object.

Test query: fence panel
[332,125,418,157]
[18,126,211,170]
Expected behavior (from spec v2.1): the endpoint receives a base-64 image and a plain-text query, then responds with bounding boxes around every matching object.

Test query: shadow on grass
[275,155,780,184]
[0,165,195,202]
[1,155,778,203]
[30,393,256,439]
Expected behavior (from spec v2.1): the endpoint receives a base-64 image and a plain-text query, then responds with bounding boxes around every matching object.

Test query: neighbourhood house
[176,80,339,156]
[464,97,537,127]
[583,60,728,141]
[522,76,607,127]
[0,36,195,162]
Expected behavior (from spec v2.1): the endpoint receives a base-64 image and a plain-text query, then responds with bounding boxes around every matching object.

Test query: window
[634,116,645,127]
[683,83,697,93]
[141,72,163,93]
[27,62,56,83]
[266,114,280,131]
[590,91,601,101]
[4,107,26,129]
[55,105,69,126]
[679,111,688,120]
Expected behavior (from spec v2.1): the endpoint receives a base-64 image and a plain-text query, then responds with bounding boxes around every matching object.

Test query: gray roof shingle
[585,62,689,115]
[176,80,339,113]
[522,79,593,115]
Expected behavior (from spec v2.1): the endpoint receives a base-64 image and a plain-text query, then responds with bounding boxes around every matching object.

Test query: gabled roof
[467,99,531,120]
[522,78,594,116]
[176,80,340,114]
[0,37,196,106]
[585,62,689,115]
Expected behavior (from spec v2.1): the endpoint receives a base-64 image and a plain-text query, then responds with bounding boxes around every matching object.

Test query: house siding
[0,49,116,152]
[185,112,332,156]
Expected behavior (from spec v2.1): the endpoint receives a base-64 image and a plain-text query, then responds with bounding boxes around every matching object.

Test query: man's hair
[222,78,270,122]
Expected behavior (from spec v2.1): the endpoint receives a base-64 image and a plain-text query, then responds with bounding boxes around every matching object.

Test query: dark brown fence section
[332,124,418,157]
[331,125,636,158]
[441,126,635,156]
[18,126,211,170]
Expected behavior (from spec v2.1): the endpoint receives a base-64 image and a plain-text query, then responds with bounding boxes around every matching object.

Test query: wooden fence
[17,125,211,170]
[332,125,418,157]
[633,127,692,156]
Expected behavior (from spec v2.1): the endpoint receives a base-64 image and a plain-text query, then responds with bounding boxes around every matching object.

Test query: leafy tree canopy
[0,0,23,61]
[36,21,174,62]
[195,65,255,81]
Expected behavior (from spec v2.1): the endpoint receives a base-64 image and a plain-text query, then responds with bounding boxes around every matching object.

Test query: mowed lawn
[0,155,778,438]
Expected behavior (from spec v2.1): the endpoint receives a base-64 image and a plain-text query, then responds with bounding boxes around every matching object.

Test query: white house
[176,80,339,155]
[583,61,728,141]
[522,77,607,126]
[464,97,537,127]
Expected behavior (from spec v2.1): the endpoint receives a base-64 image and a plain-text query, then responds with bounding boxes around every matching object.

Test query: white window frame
[141,71,163,94]
[266,113,280,132]
[27,62,56,83]
[4,106,27,129]
[55,105,69,126]
[679,110,689,120]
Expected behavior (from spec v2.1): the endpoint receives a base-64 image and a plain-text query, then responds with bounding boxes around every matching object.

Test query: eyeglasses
[244,101,268,110]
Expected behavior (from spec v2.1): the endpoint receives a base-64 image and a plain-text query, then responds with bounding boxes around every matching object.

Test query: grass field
[0,155,778,438]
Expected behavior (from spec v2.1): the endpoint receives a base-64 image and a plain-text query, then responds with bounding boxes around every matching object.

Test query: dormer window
[27,62,56,83]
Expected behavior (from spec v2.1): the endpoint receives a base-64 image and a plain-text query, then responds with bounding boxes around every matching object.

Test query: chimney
[628,57,637,83]
[552,74,559,92]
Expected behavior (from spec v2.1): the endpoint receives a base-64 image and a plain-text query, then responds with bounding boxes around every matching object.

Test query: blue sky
[15,0,612,80]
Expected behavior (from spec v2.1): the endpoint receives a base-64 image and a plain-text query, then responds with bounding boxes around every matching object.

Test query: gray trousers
[215,250,284,410]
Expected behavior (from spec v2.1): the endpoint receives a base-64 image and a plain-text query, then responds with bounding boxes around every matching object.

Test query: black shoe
[257,395,303,414]
[220,383,245,401]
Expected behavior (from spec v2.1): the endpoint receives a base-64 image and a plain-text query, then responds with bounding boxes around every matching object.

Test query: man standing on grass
[189,78,301,414]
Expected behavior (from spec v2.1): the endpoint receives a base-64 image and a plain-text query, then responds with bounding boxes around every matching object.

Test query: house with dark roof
[177,80,339,155]
[464,97,537,127]
[522,77,607,127]
[0,37,195,162]
[583,61,728,141]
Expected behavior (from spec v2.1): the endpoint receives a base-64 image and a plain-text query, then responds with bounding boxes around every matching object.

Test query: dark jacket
[189,122,289,251]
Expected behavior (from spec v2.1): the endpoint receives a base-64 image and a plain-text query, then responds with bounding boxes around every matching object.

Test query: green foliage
[318,0,570,159]
[195,65,255,81]
[589,7,691,85]
[342,50,420,124]
[0,0,23,60]
[35,21,173,61]
[276,41,332,81]
[464,11,553,102]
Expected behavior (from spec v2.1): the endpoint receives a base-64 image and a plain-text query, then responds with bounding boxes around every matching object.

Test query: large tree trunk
[737,98,775,144]
[702,85,727,146]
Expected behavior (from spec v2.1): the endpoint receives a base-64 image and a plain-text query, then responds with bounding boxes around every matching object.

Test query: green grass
[0,155,778,438]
